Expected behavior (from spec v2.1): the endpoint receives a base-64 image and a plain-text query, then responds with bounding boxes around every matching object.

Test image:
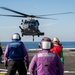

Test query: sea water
[1,42,39,50]
[1,41,75,50]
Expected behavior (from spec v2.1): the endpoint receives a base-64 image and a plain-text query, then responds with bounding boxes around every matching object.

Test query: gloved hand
[26,61,29,70]
[4,61,8,69]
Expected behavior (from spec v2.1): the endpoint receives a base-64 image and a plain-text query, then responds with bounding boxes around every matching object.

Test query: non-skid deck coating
[0,48,75,75]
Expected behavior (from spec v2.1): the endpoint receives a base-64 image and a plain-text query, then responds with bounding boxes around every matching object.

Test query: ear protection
[12,33,21,40]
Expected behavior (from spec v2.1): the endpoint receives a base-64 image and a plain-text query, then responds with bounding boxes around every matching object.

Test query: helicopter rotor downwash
[0,7,74,41]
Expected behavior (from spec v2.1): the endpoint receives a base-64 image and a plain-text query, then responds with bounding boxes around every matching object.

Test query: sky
[0,0,75,42]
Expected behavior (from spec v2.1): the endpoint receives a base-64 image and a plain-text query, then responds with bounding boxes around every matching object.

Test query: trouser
[6,60,27,75]
[0,56,2,63]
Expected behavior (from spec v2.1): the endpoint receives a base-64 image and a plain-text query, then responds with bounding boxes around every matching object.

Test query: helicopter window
[24,21,29,24]
[22,20,39,30]
[23,23,29,29]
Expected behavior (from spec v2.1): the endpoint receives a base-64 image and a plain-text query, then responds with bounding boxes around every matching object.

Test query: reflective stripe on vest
[38,53,55,57]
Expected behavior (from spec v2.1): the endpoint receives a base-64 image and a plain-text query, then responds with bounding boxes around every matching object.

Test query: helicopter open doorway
[0,7,74,41]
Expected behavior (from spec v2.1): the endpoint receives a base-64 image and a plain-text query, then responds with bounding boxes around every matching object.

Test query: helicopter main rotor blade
[0,14,57,20]
[0,14,27,17]
[0,7,59,20]
[0,7,31,17]
[0,7,53,19]
[31,16,57,20]
[0,7,57,20]
[0,7,48,18]
[37,12,74,16]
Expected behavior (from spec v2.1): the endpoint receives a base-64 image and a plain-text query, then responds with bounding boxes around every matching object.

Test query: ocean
[1,41,75,50]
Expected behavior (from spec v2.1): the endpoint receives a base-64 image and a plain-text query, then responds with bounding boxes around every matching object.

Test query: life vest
[50,44,62,56]
[8,40,24,60]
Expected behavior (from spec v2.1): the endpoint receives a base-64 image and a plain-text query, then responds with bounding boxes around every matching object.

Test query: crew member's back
[29,37,64,75]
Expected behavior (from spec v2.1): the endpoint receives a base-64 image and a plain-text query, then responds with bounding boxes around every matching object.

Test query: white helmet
[41,37,51,49]
[12,33,21,40]
[42,41,51,49]
[52,37,59,42]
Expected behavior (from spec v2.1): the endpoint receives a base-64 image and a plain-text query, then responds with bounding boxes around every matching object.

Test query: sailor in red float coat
[50,37,64,63]
[50,44,62,56]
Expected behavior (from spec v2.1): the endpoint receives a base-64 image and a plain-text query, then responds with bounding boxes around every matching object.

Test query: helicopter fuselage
[19,19,44,37]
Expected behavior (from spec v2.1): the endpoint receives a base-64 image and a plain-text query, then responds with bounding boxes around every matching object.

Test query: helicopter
[19,19,44,41]
[0,7,74,41]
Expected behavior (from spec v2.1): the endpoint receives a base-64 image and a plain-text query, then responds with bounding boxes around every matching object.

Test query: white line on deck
[0,69,75,74]
[64,71,75,73]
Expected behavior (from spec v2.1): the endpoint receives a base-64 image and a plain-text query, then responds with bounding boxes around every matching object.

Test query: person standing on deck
[50,37,64,64]
[4,33,29,75]
[29,37,64,75]
[0,42,3,63]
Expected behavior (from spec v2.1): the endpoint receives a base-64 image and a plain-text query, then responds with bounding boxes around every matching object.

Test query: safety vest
[8,40,24,60]
[50,45,64,63]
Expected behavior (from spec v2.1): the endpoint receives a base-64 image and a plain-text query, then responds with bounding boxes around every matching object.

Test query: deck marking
[0,69,75,74]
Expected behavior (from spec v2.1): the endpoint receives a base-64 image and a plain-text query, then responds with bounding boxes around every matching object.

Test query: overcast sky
[0,0,75,42]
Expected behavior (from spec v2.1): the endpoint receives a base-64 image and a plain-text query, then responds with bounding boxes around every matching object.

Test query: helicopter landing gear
[37,32,39,37]
[33,36,34,41]
[22,33,24,37]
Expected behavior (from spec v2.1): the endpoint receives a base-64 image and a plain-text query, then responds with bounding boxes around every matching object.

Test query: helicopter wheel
[38,33,39,37]
[22,33,23,37]
[33,36,34,41]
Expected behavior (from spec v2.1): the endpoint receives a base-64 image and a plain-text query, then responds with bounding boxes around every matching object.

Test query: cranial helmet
[41,37,52,49]
[52,37,59,42]
[12,33,21,40]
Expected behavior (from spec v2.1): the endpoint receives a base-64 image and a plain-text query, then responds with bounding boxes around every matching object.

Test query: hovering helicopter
[0,7,74,41]
[19,19,45,41]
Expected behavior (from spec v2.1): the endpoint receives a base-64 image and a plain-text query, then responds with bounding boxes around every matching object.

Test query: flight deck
[0,48,75,75]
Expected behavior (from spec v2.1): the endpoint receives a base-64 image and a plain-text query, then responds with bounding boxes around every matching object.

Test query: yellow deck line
[0,74,5,75]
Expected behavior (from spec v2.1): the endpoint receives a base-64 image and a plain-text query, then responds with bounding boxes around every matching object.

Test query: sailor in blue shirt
[4,33,29,75]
